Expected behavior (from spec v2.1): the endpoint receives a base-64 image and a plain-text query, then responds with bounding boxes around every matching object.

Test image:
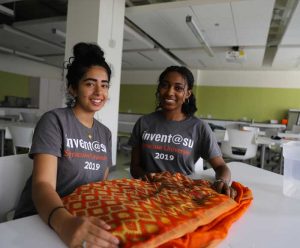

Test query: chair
[20,112,38,123]
[292,125,300,133]
[0,154,33,222]
[8,125,34,154]
[194,157,204,173]
[242,126,260,136]
[221,129,258,164]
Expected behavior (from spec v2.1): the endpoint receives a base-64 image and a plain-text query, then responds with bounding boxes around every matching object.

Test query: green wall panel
[119,84,300,122]
[0,71,30,101]
[119,84,157,114]
[196,86,300,122]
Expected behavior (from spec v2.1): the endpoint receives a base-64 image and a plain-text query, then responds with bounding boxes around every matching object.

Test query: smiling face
[71,66,109,115]
[158,71,191,115]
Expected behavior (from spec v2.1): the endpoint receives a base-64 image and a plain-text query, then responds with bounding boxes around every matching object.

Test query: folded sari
[62,172,253,248]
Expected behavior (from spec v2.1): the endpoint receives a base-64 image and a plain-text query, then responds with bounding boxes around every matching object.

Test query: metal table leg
[260,144,266,169]
[0,129,5,157]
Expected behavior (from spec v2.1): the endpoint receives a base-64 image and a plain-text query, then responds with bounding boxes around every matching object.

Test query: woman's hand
[213,180,237,199]
[58,215,119,248]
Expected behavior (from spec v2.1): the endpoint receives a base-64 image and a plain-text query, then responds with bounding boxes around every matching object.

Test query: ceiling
[0,0,300,71]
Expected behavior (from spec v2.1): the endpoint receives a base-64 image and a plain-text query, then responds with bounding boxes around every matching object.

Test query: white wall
[121,69,199,85]
[121,69,300,88]
[197,70,300,88]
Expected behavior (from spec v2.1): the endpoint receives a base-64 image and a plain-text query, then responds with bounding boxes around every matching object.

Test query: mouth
[163,98,176,104]
[90,99,104,106]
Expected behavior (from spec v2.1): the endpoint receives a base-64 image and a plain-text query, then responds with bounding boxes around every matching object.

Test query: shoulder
[139,111,161,121]
[37,108,72,128]
[41,107,71,119]
[186,116,209,126]
[185,116,214,133]
[94,119,112,135]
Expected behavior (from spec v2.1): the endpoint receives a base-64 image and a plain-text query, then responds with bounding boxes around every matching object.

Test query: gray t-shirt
[14,107,112,218]
[129,111,221,175]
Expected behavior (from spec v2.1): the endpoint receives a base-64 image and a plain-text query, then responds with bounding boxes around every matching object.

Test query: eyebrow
[83,78,109,83]
[162,80,186,86]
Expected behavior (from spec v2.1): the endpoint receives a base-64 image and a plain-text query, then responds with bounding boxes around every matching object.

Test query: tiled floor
[108,150,131,179]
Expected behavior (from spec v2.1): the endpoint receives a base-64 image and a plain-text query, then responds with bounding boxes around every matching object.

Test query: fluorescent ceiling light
[15,51,45,62]
[0,4,14,17]
[186,15,214,57]
[124,23,154,49]
[0,45,13,53]
[1,24,64,51]
[52,28,66,39]
[0,45,45,62]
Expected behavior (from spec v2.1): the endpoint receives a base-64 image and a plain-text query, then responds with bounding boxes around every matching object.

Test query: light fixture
[186,15,214,57]
[52,28,66,39]
[0,45,13,53]
[1,24,64,51]
[15,50,45,62]
[0,45,45,62]
[0,4,14,17]
[124,23,154,49]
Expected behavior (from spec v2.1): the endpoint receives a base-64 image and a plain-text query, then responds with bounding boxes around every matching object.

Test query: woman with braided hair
[129,66,234,198]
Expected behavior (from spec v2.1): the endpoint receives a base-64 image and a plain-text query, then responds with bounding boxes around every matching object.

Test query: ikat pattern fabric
[62,172,252,248]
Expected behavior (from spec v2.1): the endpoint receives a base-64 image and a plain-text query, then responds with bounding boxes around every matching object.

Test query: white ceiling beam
[126,0,242,12]
[124,23,154,49]
[0,4,14,17]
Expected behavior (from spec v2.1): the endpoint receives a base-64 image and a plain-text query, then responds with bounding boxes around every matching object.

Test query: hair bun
[73,42,105,64]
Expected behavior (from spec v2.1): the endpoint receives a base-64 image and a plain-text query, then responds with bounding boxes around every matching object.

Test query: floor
[108,150,131,180]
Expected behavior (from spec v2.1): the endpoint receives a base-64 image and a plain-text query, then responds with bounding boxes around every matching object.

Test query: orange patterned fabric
[62,172,252,248]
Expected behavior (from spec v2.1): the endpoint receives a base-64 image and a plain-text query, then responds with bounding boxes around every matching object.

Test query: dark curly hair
[155,66,197,116]
[65,42,111,106]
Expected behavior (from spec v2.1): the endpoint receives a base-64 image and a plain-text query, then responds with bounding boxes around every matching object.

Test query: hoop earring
[70,95,77,107]
[185,98,190,104]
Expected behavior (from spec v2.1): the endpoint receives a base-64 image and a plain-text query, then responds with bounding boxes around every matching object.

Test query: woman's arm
[130,146,147,179]
[32,154,119,248]
[208,156,235,198]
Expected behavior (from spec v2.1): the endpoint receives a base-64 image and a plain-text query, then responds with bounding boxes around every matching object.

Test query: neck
[162,110,186,121]
[72,107,94,128]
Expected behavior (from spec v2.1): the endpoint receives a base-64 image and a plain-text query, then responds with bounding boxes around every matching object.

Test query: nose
[165,85,175,95]
[94,83,103,95]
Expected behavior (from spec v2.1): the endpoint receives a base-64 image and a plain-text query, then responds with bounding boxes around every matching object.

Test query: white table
[250,122,286,130]
[202,162,300,248]
[0,163,299,248]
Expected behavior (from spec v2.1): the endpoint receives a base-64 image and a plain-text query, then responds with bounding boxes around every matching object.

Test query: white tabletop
[209,162,300,248]
[250,123,286,129]
[0,162,299,248]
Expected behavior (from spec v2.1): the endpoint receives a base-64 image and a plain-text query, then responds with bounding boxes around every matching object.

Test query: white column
[65,0,125,165]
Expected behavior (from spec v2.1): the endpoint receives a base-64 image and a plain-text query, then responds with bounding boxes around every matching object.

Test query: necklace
[87,128,93,140]
[71,108,94,139]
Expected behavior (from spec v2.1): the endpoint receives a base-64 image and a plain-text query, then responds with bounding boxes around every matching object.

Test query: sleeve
[128,117,143,147]
[198,121,222,160]
[29,111,63,158]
